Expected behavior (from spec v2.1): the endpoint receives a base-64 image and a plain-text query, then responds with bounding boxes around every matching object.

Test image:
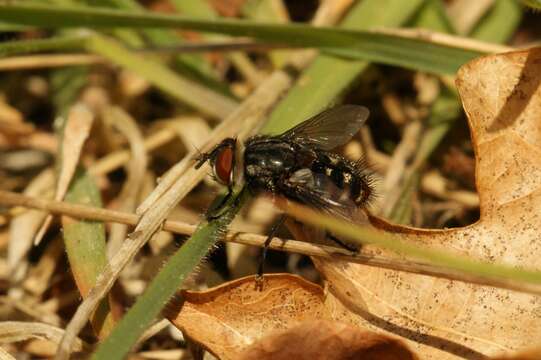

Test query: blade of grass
[50,66,89,116]
[172,0,265,88]
[386,0,459,222]
[94,0,232,96]
[52,104,116,338]
[242,0,290,67]
[57,51,299,360]
[284,202,541,286]
[83,33,237,119]
[91,189,248,360]
[522,0,541,9]
[3,189,541,296]
[0,35,86,57]
[262,0,426,134]
[388,0,521,220]
[470,0,523,42]
[0,3,499,76]
[0,35,236,119]
[0,33,237,118]
[63,169,116,338]
[388,171,420,225]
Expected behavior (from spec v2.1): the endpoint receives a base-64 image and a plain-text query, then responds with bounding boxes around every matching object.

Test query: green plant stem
[286,203,541,286]
[83,33,237,119]
[63,169,116,338]
[91,190,247,360]
[0,35,86,57]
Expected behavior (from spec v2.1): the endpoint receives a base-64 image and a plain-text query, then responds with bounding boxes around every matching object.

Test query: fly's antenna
[191,143,208,169]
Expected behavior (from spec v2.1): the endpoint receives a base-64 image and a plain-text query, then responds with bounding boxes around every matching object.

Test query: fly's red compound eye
[213,146,234,185]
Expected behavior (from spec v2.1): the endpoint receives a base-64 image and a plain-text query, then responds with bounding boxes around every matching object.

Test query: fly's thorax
[243,137,297,178]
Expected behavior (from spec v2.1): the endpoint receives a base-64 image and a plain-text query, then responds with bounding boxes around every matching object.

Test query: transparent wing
[283,169,358,221]
[278,105,369,150]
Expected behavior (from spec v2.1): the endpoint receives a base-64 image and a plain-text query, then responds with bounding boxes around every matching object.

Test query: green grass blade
[521,0,541,10]
[0,3,489,76]
[92,190,247,360]
[388,171,420,225]
[262,0,426,134]
[82,33,237,119]
[63,169,116,338]
[387,0,521,220]
[0,35,86,57]
[286,203,541,286]
[98,0,232,96]
[470,0,523,43]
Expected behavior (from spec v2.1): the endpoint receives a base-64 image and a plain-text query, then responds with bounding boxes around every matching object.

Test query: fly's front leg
[205,185,233,220]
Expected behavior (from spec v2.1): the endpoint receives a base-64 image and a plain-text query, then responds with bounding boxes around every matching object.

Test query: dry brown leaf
[238,319,417,360]
[312,48,541,359]
[34,104,94,245]
[491,347,541,360]
[493,348,541,360]
[164,274,331,360]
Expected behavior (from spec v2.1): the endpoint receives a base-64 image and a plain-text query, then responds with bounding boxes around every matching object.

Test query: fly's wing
[278,105,369,150]
[283,168,364,222]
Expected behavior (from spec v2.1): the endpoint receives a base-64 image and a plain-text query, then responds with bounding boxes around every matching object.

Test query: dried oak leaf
[165,274,328,359]
[314,48,541,359]
[165,274,410,360]
[491,347,541,359]
[238,319,416,360]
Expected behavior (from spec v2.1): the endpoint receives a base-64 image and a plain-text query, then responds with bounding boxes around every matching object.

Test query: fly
[195,105,374,274]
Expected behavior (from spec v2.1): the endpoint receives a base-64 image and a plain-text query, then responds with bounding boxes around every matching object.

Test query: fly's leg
[205,185,233,220]
[328,233,359,252]
[255,215,286,288]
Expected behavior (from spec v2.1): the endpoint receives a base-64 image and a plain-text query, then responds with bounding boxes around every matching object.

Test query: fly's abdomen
[312,152,373,207]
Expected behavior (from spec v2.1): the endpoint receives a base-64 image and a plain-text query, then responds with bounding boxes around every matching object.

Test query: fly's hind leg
[255,214,286,289]
[328,233,359,252]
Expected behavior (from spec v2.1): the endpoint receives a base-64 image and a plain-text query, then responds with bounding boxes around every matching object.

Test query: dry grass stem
[379,120,423,216]
[88,126,177,176]
[421,170,480,208]
[446,0,495,35]
[0,346,15,360]
[2,190,540,296]
[377,27,513,54]
[0,41,293,71]
[34,104,94,246]
[0,322,86,352]
[0,54,104,71]
[229,53,266,87]
[135,319,171,348]
[54,44,309,360]
[102,107,147,257]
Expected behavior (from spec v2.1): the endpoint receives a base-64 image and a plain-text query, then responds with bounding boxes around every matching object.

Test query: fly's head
[195,138,238,187]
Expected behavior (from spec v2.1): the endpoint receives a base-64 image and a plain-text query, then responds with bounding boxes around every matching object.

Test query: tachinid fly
[195,105,374,256]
